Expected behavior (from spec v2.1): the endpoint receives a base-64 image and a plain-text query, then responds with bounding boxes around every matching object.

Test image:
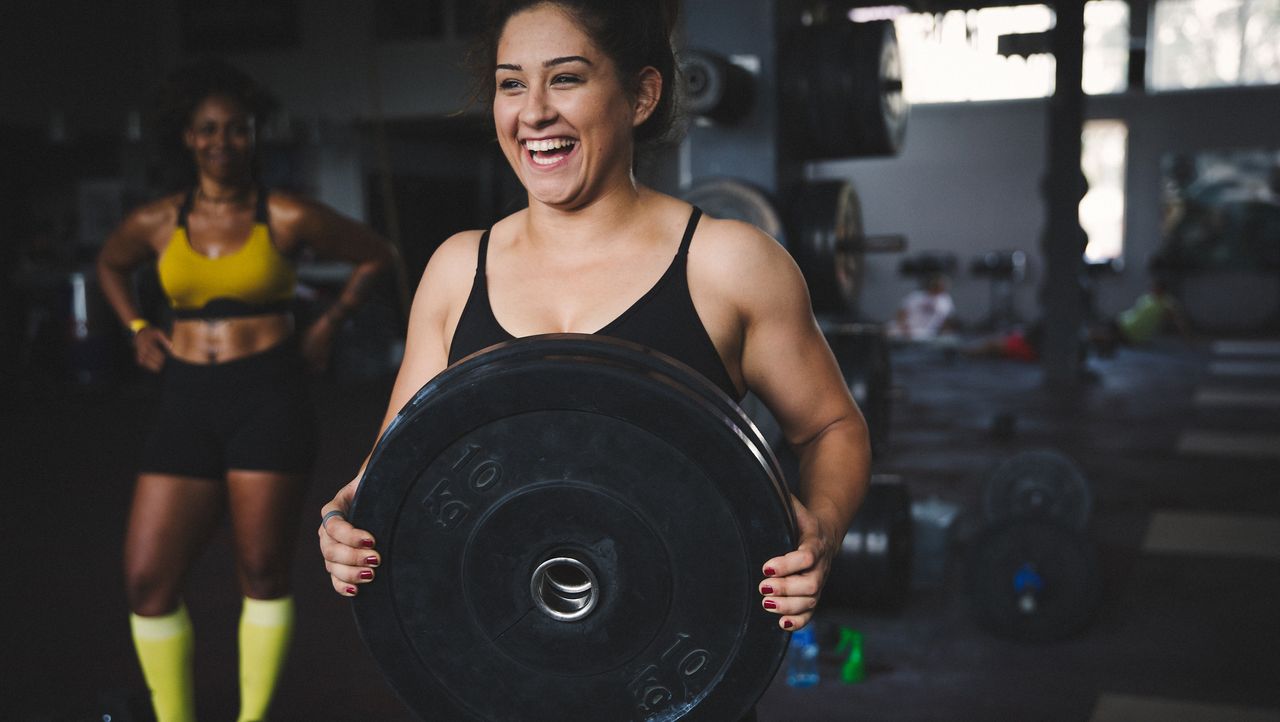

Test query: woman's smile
[523,136,579,167]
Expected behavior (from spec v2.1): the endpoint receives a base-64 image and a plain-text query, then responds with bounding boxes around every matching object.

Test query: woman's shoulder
[694,212,784,251]
[690,206,798,280]
[685,202,809,322]
[263,190,371,248]
[636,190,781,257]
[433,228,486,263]
[133,192,184,224]
[265,187,334,211]
[264,189,370,229]
[263,188,320,225]
[117,192,184,241]
[404,229,486,323]
[420,229,486,286]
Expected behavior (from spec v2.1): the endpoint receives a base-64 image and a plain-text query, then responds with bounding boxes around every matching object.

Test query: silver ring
[320,509,347,528]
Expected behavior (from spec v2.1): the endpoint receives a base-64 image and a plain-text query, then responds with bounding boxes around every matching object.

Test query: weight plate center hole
[530,556,599,622]
[687,69,707,94]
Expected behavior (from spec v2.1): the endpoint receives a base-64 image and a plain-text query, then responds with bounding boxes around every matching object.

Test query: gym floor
[7,337,1279,721]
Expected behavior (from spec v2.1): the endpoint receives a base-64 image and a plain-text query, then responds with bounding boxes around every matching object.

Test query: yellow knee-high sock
[237,595,295,722]
[130,604,196,722]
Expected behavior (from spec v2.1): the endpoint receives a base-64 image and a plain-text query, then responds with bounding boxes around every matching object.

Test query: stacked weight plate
[968,449,1100,642]
[351,334,796,722]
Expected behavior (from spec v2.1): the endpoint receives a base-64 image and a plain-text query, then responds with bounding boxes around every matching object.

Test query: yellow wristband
[128,318,150,335]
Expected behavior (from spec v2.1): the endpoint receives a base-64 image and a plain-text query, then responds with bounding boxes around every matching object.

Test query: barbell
[682,178,905,319]
[967,449,1101,642]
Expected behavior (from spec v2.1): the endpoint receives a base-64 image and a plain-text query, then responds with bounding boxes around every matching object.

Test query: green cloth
[1117,292,1175,344]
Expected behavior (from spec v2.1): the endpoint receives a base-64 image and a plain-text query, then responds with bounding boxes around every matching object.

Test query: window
[1084,1,1131,94]
[1149,0,1280,90]
[892,1,1129,104]
[1080,119,1129,261]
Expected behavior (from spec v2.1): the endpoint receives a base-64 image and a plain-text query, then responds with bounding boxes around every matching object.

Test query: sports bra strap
[178,187,269,227]
[176,189,196,229]
[476,230,492,275]
[255,187,270,223]
[678,207,703,256]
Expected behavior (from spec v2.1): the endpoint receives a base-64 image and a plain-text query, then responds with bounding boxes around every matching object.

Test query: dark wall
[1,2,176,136]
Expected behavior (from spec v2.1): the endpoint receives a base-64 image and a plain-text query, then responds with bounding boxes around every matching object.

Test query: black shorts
[139,341,316,479]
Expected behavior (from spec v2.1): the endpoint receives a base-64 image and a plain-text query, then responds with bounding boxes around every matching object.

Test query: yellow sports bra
[157,189,296,319]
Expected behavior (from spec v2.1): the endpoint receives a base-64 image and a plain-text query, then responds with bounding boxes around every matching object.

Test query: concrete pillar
[1040,1,1089,388]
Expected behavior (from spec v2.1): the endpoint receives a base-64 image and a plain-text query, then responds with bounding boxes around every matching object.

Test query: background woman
[96,58,393,722]
[319,0,870,712]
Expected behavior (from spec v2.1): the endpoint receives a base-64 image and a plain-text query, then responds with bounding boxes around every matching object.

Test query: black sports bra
[448,207,739,399]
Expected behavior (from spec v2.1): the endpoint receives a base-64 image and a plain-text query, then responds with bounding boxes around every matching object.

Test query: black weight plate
[583,336,794,515]
[867,19,908,156]
[486,333,793,518]
[737,391,802,501]
[966,519,1101,643]
[681,49,755,125]
[469,332,795,546]
[738,393,785,455]
[823,478,913,612]
[786,180,866,318]
[409,333,796,557]
[981,449,1092,530]
[350,335,796,722]
[682,178,786,246]
[780,19,908,159]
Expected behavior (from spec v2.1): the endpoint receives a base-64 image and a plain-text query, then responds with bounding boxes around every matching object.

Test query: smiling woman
[318,1,872,718]
[94,58,394,722]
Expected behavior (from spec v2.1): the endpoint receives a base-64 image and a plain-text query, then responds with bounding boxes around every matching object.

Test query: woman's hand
[318,476,380,597]
[300,313,339,374]
[758,495,842,630]
[133,326,173,372]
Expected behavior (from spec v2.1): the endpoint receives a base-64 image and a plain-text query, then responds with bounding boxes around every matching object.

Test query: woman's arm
[697,219,871,630]
[95,203,174,371]
[271,194,400,371]
[318,231,480,596]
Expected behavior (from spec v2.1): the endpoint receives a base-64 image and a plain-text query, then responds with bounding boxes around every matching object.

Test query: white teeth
[524,138,576,152]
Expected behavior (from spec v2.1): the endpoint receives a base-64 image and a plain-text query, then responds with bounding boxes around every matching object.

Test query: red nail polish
[763,599,777,610]
[365,556,380,566]
[360,538,375,548]
[783,619,794,629]
[764,567,777,577]
[761,585,774,595]
[359,570,374,580]
[345,586,357,595]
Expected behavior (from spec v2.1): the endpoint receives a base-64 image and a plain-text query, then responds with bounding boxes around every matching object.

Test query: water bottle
[836,627,865,684]
[785,625,820,688]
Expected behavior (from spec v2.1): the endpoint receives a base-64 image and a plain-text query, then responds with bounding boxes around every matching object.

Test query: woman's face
[183,94,255,184]
[493,3,658,209]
